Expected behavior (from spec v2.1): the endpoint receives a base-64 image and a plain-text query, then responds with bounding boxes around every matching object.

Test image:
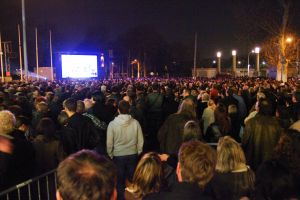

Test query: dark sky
[0,0,264,66]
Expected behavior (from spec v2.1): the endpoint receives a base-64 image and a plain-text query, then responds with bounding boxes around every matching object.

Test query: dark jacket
[2,130,35,190]
[242,114,281,171]
[66,113,100,151]
[32,135,65,175]
[158,113,196,155]
[206,168,255,200]
[144,182,212,200]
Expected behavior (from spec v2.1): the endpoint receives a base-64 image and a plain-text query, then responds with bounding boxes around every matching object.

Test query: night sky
[0,0,299,69]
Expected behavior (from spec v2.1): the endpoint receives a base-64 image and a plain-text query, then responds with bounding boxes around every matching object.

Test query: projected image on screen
[61,55,98,78]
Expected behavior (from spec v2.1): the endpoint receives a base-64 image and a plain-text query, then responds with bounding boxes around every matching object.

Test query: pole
[22,0,28,81]
[18,25,23,81]
[0,33,4,82]
[247,52,250,77]
[35,28,39,80]
[49,30,54,81]
[193,32,197,79]
[217,57,221,74]
[137,61,140,79]
[256,52,260,76]
[233,55,237,76]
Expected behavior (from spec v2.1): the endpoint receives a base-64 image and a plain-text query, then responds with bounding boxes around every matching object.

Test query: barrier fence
[0,169,57,200]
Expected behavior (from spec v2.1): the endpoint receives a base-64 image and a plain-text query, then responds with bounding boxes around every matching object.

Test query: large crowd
[0,77,300,200]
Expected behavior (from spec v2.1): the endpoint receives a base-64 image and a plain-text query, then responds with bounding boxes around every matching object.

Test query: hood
[114,114,133,126]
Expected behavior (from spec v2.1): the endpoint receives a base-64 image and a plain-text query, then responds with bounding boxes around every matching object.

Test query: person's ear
[56,190,63,200]
[176,162,183,182]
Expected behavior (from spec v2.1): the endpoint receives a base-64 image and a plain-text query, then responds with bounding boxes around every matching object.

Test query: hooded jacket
[107,114,143,158]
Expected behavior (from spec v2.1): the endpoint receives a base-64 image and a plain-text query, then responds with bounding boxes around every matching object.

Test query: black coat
[1,130,35,190]
[66,113,100,151]
[158,113,196,155]
[144,182,212,200]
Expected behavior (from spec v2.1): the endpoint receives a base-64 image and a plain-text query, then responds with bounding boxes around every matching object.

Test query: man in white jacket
[107,100,144,200]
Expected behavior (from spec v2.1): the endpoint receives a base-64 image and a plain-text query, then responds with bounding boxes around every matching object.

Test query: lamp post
[247,49,255,77]
[217,51,221,74]
[22,0,28,81]
[232,50,237,76]
[255,47,260,76]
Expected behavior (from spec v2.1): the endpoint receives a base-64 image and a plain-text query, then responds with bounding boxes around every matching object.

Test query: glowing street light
[232,50,237,75]
[216,51,222,74]
[255,47,260,75]
[286,37,293,43]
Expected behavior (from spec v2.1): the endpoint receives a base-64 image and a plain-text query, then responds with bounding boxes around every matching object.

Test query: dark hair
[76,100,85,114]
[258,99,273,116]
[63,98,77,112]
[58,111,69,126]
[183,120,202,142]
[118,100,130,114]
[15,115,30,128]
[273,129,300,176]
[293,91,300,102]
[36,117,56,141]
[57,150,117,200]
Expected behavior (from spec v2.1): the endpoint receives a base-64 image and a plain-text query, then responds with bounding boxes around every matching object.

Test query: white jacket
[107,114,144,158]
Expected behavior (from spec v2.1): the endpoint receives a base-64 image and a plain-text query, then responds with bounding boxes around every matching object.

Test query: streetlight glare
[232,50,237,56]
[217,51,221,58]
[255,47,260,54]
[286,37,293,43]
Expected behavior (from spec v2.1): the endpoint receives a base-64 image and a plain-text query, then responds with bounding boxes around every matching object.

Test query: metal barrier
[0,169,57,200]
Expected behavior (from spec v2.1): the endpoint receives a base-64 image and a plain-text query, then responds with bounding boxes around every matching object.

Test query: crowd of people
[0,77,300,200]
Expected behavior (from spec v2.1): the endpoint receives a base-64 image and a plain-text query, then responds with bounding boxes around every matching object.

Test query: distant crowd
[0,77,300,200]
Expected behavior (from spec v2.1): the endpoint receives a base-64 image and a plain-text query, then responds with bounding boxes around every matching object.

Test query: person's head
[292,91,300,103]
[177,140,216,189]
[183,88,191,97]
[228,104,238,114]
[56,150,117,200]
[36,117,56,141]
[76,100,85,114]
[0,110,16,135]
[130,152,163,198]
[63,98,77,116]
[183,120,202,142]
[274,129,300,175]
[216,136,247,172]
[258,98,273,116]
[57,111,69,127]
[15,115,30,133]
[177,98,196,119]
[118,100,130,114]
[36,102,49,113]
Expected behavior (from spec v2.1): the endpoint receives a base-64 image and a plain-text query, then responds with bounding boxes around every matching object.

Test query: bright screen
[61,54,98,78]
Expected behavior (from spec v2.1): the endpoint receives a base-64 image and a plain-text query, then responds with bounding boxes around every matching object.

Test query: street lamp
[247,49,255,76]
[216,51,221,74]
[22,0,28,81]
[131,59,140,78]
[232,50,237,76]
[255,47,260,76]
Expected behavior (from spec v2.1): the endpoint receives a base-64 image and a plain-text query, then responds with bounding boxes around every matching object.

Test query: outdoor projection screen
[61,54,98,78]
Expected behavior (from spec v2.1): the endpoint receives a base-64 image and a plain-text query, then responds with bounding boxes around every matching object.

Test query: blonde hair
[179,140,216,189]
[216,136,246,173]
[0,110,16,135]
[177,98,196,119]
[129,152,163,198]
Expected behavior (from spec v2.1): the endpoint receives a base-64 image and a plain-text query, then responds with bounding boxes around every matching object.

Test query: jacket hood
[114,114,133,126]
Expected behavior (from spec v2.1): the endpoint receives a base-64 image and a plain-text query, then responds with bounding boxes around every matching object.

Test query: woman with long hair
[158,98,197,155]
[208,136,255,200]
[125,152,163,200]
